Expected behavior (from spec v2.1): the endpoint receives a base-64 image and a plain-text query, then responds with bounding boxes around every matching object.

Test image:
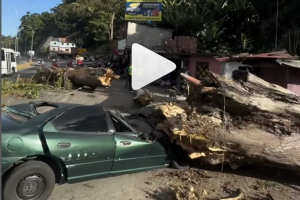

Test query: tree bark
[109,12,115,61]
[33,66,120,89]
[150,71,300,171]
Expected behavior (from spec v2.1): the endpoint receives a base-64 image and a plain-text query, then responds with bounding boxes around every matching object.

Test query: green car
[2,101,190,200]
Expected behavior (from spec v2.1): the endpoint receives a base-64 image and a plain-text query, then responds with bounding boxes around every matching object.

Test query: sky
[2,0,62,36]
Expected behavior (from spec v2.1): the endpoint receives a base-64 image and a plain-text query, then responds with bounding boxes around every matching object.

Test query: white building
[49,38,76,55]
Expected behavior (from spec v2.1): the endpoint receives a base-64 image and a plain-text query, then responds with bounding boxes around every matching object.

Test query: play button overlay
[132,43,176,90]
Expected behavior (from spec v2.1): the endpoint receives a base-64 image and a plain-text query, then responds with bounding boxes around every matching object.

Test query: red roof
[216,51,293,62]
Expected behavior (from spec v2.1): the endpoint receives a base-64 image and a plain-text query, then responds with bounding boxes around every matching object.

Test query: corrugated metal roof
[276,59,300,69]
[216,51,293,62]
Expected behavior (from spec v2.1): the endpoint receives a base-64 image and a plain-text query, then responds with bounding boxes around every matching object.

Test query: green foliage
[6,0,300,54]
[50,0,125,48]
[160,0,300,54]
[1,79,49,99]
[1,35,16,49]
[20,12,44,35]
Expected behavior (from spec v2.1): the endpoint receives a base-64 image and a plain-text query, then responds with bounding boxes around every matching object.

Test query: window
[110,115,132,132]
[65,49,69,51]
[195,62,209,80]
[1,50,5,61]
[62,43,64,45]
[52,48,55,50]
[11,53,15,62]
[66,43,69,45]
[54,42,56,45]
[52,106,108,134]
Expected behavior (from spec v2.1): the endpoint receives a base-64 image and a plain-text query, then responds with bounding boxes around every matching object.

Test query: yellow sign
[125,0,162,21]
[77,48,87,54]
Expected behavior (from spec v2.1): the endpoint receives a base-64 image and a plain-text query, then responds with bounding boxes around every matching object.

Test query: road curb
[17,62,32,70]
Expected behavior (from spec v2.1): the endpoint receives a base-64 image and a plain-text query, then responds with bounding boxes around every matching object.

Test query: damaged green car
[2,101,190,200]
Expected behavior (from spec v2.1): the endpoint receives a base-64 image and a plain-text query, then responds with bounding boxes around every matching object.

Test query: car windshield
[3,106,35,118]
[3,110,31,124]
[108,111,136,133]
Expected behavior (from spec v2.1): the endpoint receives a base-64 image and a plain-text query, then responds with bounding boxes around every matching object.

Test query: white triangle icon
[131,43,176,90]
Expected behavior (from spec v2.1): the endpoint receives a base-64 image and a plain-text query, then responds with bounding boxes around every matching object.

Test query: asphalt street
[9,59,68,80]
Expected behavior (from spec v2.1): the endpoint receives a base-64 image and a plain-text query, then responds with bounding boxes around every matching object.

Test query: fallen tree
[149,71,300,171]
[33,66,120,89]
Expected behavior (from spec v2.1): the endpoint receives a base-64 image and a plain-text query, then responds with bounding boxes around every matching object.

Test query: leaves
[7,0,300,54]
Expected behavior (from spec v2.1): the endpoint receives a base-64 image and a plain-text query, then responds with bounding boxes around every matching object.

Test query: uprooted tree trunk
[149,71,300,171]
[33,66,120,89]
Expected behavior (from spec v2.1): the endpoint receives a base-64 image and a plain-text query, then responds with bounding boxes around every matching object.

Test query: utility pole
[8,38,12,48]
[23,25,34,61]
[24,36,28,54]
[15,30,20,52]
[275,0,279,50]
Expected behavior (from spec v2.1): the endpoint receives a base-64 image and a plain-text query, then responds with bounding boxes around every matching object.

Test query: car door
[108,114,164,174]
[42,106,116,183]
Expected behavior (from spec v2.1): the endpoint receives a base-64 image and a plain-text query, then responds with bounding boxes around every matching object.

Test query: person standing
[128,64,133,91]
[124,65,129,89]
[161,73,171,92]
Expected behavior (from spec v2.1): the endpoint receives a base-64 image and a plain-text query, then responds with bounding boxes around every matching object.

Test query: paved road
[16,57,28,65]
[6,59,68,80]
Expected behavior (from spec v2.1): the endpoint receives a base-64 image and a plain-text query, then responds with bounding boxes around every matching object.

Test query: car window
[52,106,108,134]
[1,50,5,61]
[11,53,15,62]
[110,115,132,132]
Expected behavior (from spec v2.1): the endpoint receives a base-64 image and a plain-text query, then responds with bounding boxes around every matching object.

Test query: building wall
[50,46,59,52]
[57,47,72,53]
[288,67,300,96]
[119,23,128,40]
[126,22,172,48]
[188,56,222,78]
[50,41,61,46]
[50,41,76,48]
[257,60,288,88]
[60,43,76,48]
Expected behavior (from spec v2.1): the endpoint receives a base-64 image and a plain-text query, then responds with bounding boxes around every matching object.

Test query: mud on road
[2,79,300,200]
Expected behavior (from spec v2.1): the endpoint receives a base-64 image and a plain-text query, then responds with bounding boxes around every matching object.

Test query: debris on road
[149,167,297,200]
[133,88,153,106]
[149,70,300,171]
[2,76,52,100]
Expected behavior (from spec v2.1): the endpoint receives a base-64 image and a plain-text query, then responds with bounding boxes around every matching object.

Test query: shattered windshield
[2,106,35,119]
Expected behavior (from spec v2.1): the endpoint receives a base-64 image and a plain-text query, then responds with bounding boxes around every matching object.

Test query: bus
[1,48,18,75]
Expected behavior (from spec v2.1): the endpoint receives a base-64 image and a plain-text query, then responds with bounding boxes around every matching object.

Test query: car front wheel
[170,144,191,169]
[3,160,55,200]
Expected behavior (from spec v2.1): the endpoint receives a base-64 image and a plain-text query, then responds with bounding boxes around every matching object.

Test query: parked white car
[36,59,44,66]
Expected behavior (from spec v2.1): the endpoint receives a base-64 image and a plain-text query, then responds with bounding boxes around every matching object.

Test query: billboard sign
[125,0,162,21]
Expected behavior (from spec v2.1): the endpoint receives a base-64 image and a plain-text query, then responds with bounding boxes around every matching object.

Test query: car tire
[3,160,55,200]
[170,159,190,169]
[169,145,191,169]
